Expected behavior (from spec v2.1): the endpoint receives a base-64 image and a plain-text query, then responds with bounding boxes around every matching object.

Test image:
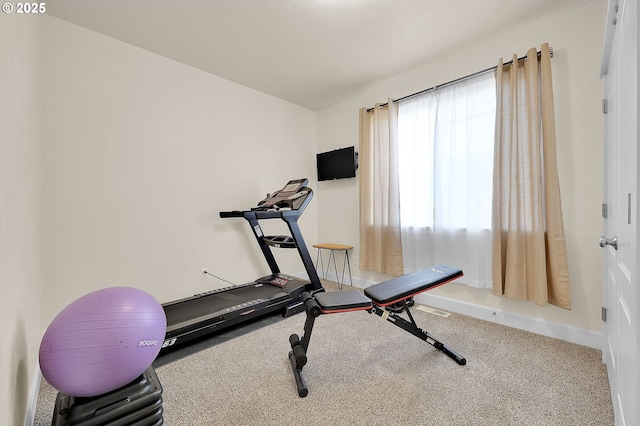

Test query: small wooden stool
[312,243,353,289]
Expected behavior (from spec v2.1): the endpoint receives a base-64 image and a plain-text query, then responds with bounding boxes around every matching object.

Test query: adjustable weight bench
[288,264,466,397]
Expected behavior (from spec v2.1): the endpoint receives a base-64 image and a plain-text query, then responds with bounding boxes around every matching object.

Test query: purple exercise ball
[39,286,167,397]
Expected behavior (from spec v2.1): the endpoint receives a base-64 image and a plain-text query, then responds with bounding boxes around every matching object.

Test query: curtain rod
[367,47,553,111]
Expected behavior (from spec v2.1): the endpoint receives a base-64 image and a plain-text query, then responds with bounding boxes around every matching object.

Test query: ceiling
[45,0,587,111]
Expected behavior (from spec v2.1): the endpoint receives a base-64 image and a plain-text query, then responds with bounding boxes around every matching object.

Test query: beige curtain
[358,101,404,276]
[492,43,571,309]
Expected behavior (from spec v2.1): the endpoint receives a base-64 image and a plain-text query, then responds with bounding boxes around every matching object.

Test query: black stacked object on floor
[51,366,163,426]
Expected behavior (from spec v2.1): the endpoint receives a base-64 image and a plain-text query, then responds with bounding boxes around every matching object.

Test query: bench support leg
[288,350,309,397]
[369,303,466,365]
[288,293,321,397]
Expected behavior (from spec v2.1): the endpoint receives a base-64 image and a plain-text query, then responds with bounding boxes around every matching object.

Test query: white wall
[0,14,43,426]
[316,0,607,346]
[39,15,318,325]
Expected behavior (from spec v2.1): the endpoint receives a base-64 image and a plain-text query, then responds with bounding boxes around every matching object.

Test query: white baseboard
[320,271,602,350]
[24,366,42,426]
[414,293,601,349]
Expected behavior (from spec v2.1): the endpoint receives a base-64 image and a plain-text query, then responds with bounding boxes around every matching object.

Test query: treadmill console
[256,273,311,291]
[255,178,310,209]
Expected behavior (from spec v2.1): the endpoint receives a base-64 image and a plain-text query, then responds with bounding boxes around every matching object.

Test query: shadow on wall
[12,317,29,426]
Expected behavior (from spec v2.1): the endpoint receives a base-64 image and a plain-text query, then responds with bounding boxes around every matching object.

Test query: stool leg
[315,248,327,279]
[343,250,353,287]
[329,249,341,290]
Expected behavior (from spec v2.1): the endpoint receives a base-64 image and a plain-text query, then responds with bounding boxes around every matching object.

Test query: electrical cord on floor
[203,270,236,286]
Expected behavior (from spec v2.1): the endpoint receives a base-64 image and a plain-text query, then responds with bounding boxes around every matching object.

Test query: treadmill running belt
[163,284,287,327]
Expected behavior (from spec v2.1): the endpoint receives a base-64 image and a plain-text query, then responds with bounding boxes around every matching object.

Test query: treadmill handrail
[219,210,244,218]
[219,187,313,220]
[217,186,321,290]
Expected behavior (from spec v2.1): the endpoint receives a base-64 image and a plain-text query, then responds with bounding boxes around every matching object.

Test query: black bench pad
[315,290,372,313]
[364,265,463,306]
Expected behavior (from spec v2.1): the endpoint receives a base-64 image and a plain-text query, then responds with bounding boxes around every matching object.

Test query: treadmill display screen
[282,183,301,192]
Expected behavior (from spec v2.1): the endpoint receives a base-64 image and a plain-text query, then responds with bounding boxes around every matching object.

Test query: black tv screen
[316,146,357,181]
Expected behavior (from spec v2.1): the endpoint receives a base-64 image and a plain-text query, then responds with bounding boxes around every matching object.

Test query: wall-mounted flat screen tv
[316,146,358,181]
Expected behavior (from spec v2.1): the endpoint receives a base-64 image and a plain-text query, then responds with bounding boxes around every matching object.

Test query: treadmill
[160,178,323,354]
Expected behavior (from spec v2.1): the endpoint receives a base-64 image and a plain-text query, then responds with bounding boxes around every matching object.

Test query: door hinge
[602,307,607,322]
[602,203,608,218]
[602,99,608,113]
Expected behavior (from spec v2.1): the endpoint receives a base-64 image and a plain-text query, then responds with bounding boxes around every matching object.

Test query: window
[397,71,496,287]
[398,71,496,229]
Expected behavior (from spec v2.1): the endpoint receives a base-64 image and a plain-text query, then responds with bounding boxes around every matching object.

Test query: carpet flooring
[33,281,614,425]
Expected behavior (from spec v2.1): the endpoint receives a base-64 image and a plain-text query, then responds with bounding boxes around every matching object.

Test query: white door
[601,0,638,425]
